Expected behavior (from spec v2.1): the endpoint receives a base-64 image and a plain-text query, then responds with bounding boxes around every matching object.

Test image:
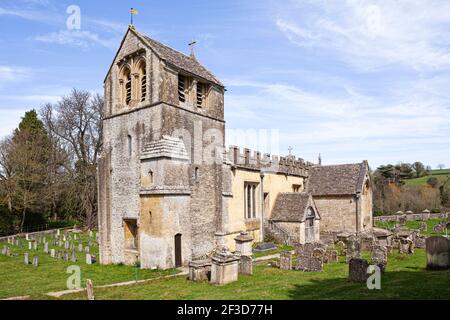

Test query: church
[97,26,373,269]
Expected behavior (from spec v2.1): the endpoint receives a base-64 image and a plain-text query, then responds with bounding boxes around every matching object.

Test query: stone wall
[313,196,357,234]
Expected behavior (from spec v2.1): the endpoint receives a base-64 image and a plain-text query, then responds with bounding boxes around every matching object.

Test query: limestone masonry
[98,26,373,269]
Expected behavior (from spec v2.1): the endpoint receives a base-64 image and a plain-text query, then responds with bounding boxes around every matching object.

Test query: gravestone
[433,224,445,233]
[89,230,93,238]
[188,260,212,282]
[63,235,66,242]
[371,246,387,272]
[44,242,49,254]
[399,215,407,226]
[348,258,370,282]
[86,253,92,265]
[254,242,277,253]
[239,255,253,275]
[71,250,77,262]
[420,222,428,232]
[56,229,60,236]
[335,241,346,256]
[414,236,426,249]
[1,245,6,255]
[57,249,62,259]
[88,238,93,247]
[86,279,95,300]
[25,234,29,240]
[346,237,361,263]
[78,243,83,252]
[64,241,69,249]
[327,250,338,263]
[279,251,292,270]
[313,248,327,263]
[64,251,69,261]
[33,241,37,251]
[6,247,10,257]
[399,239,414,254]
[426,237,450,269]
[50,249,55,258]
[33,256,38,267]
[74,234,77,240]
[24,252,29,265]
[28,242,32,250]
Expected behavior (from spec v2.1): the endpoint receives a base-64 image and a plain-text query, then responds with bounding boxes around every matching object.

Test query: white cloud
[275,0,450,71]
[0,66,33,84]
[34,30,118,49]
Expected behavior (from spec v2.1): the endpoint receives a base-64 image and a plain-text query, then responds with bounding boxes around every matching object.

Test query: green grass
[0,231,175,299]
[56,249,450,300]
[374,218,447,237]
[404,169,450,187]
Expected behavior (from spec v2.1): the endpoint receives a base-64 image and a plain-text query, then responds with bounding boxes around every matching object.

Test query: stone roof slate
[307,162,369,196]
[271,193,317,222]
[135,30,224,87]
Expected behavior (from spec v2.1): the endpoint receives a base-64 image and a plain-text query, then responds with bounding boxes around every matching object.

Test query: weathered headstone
[426,237,450,270]
[433,224,445,234]
[86,279,95,300]
[420,222,428,232]
[86,253,92,265]
[6,246,10,257]
[44,242,49,254]
[414,236,426,249]
[78,243,83,252]
[313,248,326,263]
[25,234,29,240]
[64,241,69,249]
[1,245,6,255]
[327,250,339,263]
[24,252,29,265]
[234,232,253,256]
[33,241,37,251]
[348,258,370,282]
[88,238,93,247]
[296,252,323,272]
[50,248,55,258]
[239,255,253,275]
[28,242,32,250]
[346,237,361,263]
[399,239,414,254]
[371,246,387,272]
[279,251,292,270]
[57,249,62,259]
[33,255,38,267]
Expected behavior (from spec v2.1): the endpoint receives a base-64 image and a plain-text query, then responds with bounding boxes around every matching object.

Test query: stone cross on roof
[188,39,197,59]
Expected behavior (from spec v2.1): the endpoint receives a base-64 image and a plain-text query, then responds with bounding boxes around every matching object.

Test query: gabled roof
[307,161,369,196]
[104,26,223,87]
[271,193,319,222]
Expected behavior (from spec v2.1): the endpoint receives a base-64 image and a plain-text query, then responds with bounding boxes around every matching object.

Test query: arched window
[137,60,147,102]
[127,135,132,157]
[120,66,132,106]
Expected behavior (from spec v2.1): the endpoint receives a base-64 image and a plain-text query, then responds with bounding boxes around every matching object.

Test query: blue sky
[1,0,450,169]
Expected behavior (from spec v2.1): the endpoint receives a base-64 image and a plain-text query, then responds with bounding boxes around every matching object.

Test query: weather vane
[130,8,139,26]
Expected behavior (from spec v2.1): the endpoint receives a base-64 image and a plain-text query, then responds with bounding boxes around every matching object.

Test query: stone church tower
[98,26,228,269]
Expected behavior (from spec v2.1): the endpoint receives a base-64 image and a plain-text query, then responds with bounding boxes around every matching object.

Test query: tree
[7,110,51,231]
[41,89,103,228]
[437,164,445,170]
[412,161,425,178]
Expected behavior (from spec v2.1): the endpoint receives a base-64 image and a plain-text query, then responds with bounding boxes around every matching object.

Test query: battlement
[225,146,313,177]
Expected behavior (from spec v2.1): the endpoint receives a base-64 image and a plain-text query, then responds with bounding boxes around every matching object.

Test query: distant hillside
[404,169,450,187]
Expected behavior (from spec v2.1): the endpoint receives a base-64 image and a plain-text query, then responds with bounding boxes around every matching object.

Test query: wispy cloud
[34,30,118,49]
[0,65,33,84]
[275,0,450,71]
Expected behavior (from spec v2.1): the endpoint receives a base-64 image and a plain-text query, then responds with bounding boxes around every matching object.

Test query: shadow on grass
[287,268,450,300]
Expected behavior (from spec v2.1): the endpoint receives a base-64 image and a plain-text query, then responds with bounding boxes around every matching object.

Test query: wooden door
[174,234,182,267]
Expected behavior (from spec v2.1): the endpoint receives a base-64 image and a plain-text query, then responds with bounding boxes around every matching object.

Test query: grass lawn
[56,249,450,300]
[0,231,175,299]
[374,218,447,237]
[404,169,450,187]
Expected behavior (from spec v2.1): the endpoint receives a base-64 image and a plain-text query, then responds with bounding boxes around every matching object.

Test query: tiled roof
[271,193,318,222]
[307,162,369,196]
[135,30,224,87]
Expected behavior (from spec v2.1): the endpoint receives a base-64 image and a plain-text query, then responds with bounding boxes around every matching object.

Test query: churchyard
[0,229,175,299]
[375,218,447,237]
[1,220,449,300]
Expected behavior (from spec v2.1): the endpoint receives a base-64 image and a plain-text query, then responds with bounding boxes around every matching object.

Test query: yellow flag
[130,9,139,15]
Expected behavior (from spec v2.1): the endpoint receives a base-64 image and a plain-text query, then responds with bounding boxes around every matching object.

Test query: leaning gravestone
[426,237,450,270]
[348,258,370,282]
[86,279,95,300]
[279,251,292,270]
[24,252,29,265]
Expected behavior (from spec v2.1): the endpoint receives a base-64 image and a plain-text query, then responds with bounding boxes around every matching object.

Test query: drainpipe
[260,172,265,241]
